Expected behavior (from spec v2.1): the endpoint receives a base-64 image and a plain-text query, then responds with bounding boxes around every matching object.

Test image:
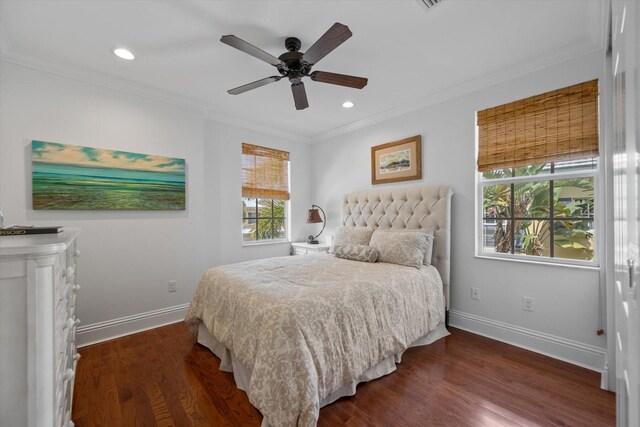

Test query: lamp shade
[307,208,323,223]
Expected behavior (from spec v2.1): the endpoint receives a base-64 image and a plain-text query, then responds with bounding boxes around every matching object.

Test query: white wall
[0,51,608,370]
[0,61,311,345]
[205,120,311,266]
[310,51,607,371]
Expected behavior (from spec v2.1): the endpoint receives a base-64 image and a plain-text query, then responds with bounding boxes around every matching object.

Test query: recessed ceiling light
[342,101,354,108]
[113,48,135,61]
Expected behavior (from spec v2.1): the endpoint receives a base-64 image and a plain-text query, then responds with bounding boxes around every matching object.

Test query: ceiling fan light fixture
[113,48,135,61]
[342,101,354,108]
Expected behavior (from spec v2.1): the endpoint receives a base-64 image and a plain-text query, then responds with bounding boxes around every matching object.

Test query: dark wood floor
[72,323,615,426]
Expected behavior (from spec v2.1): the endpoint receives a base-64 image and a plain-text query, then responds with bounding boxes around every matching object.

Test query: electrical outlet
[168,280,177,293]
[471,287,480,301]
[522,296,534,311]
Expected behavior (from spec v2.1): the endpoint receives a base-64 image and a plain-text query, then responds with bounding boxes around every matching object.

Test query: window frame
[241,198,289,244]
[475,163,600,268]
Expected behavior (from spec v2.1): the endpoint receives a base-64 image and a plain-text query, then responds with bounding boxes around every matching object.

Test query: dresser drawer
[291,243,331,255]
[63,357,80,427]
[56,352,67,391]
[56,368,74,427]
[67,290,76,316]
[55,298,68,338]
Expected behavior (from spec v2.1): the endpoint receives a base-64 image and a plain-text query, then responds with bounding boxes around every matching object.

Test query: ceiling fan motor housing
[278,38,311,81]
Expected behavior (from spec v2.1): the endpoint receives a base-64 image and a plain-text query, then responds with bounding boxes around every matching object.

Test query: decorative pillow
[334,244,379,263]
[423,229,436,265]
[330,226,375,253]
[378,228,435,265]
[369,229,429,268]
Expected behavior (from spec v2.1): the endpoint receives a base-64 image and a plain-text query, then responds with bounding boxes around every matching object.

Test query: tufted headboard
[342,184,454,309]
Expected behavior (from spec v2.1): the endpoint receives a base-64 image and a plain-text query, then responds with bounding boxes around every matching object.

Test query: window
[242,198,287,241]
[477,80,599,265]
[241,143,290,243]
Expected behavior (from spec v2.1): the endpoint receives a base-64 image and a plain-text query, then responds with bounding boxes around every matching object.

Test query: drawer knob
[64,318,75,330]
[74,249,81,257]
[64,368,75,381]
[66,267,75,277]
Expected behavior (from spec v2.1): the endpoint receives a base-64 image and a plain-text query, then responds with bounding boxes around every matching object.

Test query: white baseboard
[76,303,189,347]
[76,305,606,373]
[448,310,606,373]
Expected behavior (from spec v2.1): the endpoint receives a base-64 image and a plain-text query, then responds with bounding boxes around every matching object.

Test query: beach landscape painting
[371,135,422,185]
[32,141,186,210]
[380,149,411,174]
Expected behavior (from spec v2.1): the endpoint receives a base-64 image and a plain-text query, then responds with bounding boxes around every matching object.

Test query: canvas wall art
[371,135,422,185]
[32,141,186,210]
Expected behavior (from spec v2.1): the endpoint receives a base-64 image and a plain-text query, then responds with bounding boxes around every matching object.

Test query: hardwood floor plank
[72,344,123,427]
[187,344,262,426]
[73,323,615,426]
[422,333,614,425]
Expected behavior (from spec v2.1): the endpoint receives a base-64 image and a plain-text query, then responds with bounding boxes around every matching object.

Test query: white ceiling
[0,0,604,141]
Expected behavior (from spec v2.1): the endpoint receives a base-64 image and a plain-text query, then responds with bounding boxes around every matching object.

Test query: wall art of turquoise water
[32,162,186,210]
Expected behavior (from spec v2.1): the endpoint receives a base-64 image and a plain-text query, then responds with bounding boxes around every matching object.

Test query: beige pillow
[330,226,375,253]
[377,228,435,265]
[334,244,379,263]
[369,229,429,268]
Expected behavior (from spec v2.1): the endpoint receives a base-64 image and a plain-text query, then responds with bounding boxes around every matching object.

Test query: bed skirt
[196,322,450,426]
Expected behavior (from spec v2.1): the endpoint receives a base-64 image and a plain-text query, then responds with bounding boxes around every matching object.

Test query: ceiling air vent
[415,0,446,11]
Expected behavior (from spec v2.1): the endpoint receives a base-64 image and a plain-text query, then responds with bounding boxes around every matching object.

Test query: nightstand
[291,242,331,255]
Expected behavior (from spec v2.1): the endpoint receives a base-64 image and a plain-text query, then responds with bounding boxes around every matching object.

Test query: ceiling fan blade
[291,82,309,110]
[220,35,282,66]
[227,76,281,95]
[310,71,368,89]
[302,23,352,66]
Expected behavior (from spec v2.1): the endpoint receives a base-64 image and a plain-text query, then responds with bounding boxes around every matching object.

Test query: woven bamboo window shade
[242,143,290,200]
[477,80,599,172]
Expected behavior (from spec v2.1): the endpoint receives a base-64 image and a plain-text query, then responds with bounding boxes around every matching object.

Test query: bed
[185,184,453,427]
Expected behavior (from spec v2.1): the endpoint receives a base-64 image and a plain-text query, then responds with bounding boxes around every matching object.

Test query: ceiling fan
[221,23,368,110]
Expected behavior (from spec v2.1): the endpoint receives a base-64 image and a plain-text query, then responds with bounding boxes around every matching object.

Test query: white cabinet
[0,229,81,427]
[291,242,331,255]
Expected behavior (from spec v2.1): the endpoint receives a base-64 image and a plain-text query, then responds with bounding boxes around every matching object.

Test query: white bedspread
[185,254,446,427]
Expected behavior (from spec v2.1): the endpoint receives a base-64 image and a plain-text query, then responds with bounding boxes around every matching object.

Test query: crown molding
[310,42,603,143]
[0,19,601,146]
[0,30,310,144]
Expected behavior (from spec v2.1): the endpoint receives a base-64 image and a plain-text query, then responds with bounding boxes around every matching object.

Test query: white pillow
[330,226,375,253]
[369,229,429,269]
[375,228,435,265]
[334,244,379,263]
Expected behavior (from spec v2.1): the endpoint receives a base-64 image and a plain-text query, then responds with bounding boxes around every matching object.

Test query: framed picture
[371,135,422,185]
[32,141,186,210]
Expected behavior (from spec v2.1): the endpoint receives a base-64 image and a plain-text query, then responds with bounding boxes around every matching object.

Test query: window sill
[475,253,600,270]
[242,240,291,247]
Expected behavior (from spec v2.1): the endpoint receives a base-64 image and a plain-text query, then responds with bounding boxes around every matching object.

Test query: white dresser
[0,229,81,427]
